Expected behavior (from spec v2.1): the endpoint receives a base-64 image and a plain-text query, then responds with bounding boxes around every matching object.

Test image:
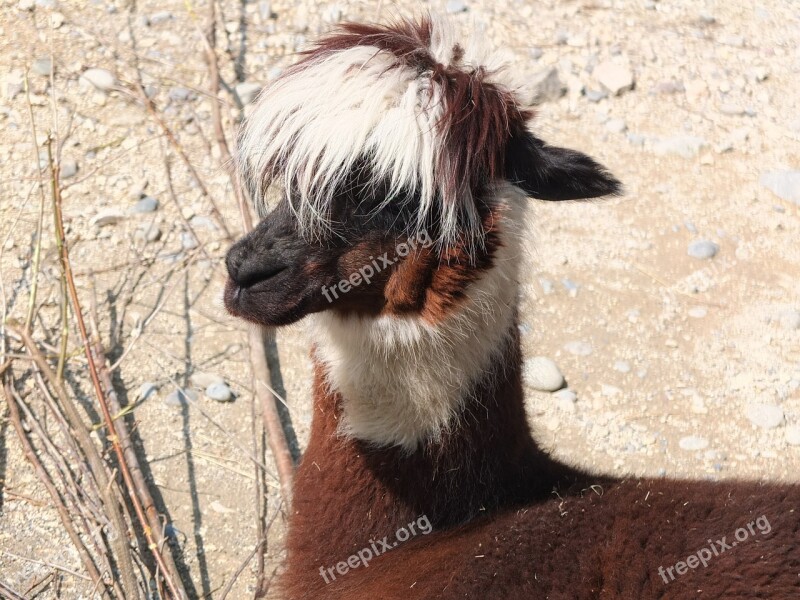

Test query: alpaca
[225,18,800,599]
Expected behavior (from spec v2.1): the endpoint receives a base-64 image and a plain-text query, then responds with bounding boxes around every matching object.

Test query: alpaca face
[226,17,620,329]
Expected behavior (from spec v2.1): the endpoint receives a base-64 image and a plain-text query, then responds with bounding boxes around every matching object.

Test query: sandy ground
[1,0,799,597]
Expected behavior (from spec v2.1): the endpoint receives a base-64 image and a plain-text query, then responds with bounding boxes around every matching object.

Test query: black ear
[505,129,621,200]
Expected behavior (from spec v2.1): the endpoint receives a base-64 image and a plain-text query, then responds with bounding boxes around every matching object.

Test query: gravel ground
[1,0,799,597]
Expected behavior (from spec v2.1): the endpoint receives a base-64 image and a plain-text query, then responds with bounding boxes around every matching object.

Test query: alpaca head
[225,17,619,330]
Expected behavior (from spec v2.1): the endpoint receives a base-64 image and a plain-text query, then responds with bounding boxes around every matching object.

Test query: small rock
[80,68,115,92]
[652,135,708,158]
[523,357,566,392]
[139,382,158,400]
[32,57,53,77]
[593,60,634,96]
[786,426,800,447]
[745,404,784,429]
[538,278,554,294]
[613,360,631,374]
[164,388,198,407]
[168,87,195,102]
[778,310,800,331]
[50,11,64,28]
[445,0,467,13]
[687,240,719,260]
[135,224,162,243]
[259,1,272,20]
[605,118,627,134]
[190,372,225,388]
[679,435,709,451]
[181,232,199,250]
[18,0,34,11]
[760,171,800,205]
[564,341,593,357]
[585,88,608,103]
[206,382,233,402]
[235,82,262,106]
[529,47,543,60]
[90,209,126,227]
[553,389,577,412]
[529,68,566,105]
[149,10,173,24]
[561,278,579,295]
[131,196,159,214]
[688,306,708,318]
[59,159,78,179]
[652,79,684,95]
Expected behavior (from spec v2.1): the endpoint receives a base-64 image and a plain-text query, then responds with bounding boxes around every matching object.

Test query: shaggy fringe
[236,15,530,252]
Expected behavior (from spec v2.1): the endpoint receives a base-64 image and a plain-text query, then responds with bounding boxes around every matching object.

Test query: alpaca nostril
[232,261,288,288]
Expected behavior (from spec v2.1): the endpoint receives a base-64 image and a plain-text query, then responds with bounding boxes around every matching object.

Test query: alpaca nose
[226,240,287,288]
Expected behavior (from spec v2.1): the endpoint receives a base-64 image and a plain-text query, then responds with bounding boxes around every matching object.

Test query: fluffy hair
[236,16,530,250]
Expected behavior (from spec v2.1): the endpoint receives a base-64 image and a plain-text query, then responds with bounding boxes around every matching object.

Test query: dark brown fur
[281,316,800,599]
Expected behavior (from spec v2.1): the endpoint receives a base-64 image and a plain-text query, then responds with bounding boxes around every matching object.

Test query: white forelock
[237,17,522,249]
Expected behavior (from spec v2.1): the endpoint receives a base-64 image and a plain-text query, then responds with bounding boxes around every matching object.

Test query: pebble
[564,341,593,357]
[259,1,272,20]
[561,278,579,295]
[585,88,608,103]
[688,306,708,318]
[59,159,78,179]
[605,118,627,134]
[679,435,709,451]
[206,382,233,402]
[553,389,577,412]
[80,68,116,92]
[445,0,467,13]
[760,171,800,205]
[613,360,631,374]
[687,240,719,260]
[529,68,566,104]
[778,310,800,331]
[131,196,159,214]
[139,382,158,400]
[538,278,554,295]
[164,388,198,407]
[32,57,52,77]
[90,209,126,227]
[18,0,34,10]
[149,10,174,25]
[652,135,708,158]
[135,223,162,243]
[168,87,195,102]
[593,61,634,96]
[652,79,684,95]
[190,372,225,388]
[235,82,262,105]
[786,426,800,447]
[523,357,566,392]
[744,404,784,429]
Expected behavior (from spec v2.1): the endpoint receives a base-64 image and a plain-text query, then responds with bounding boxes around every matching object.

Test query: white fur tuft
[237,17,523,250]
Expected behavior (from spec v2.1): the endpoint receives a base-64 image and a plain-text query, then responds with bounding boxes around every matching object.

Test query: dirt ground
[1,0,799,598]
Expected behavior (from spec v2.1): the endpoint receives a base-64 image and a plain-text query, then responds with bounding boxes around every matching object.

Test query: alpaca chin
[308,185,528,450]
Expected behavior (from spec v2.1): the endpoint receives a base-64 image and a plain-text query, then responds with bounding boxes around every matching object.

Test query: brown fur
[281,316,800,599]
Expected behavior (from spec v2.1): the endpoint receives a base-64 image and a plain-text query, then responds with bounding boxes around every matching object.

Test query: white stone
[745,404,784,429]
[523,357,565,392]
[81,68,116,92]
[679,435,709,451]
[593,61,634,95]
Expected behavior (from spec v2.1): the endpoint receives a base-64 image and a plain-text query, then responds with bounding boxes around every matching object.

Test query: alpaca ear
[505,129,622,200]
